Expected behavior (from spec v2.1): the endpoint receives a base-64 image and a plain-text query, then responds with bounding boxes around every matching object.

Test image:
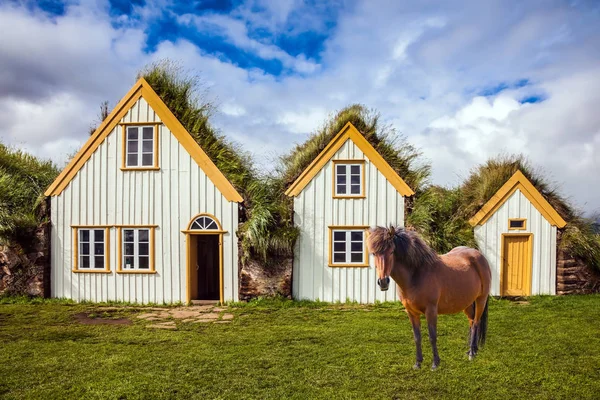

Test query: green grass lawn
[1,296,599,399]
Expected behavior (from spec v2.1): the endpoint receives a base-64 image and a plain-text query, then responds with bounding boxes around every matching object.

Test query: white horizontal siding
[293,139,404,303]
[51,97,239,304]
[474,189,557,296]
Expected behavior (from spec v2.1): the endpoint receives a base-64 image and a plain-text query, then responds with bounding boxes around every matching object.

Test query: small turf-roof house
[285,122,414,303]
[45,78,243,304]
[470,170,567,296]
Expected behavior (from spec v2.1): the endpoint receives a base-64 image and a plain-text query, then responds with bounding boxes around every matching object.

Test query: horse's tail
[478,297,489,348]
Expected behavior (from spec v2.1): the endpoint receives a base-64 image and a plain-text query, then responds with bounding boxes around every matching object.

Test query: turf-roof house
[285,122,414,303]
[470,170,567,296]
[45,78,243,304]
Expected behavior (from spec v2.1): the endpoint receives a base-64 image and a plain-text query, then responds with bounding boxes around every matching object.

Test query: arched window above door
[187,214,222,231]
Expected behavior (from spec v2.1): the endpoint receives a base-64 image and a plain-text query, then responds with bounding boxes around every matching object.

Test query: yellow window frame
[120,122,161,171]
[508,218,527,230]
[332,160,366,199]
[72,226,112,273]
[117,225,158,274]
[328,225,370,267]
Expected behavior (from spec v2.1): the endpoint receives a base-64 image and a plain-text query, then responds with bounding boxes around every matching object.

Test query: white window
[330,229,367,266]
[121,228,151,270]
[126,126,155,167]
[334,162,364,197]
[78,229,107,270]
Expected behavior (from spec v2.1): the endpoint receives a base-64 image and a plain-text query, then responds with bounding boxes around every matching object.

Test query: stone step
[190,300,219,306]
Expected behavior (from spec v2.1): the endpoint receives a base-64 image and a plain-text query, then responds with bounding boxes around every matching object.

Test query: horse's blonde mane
[368,225,440,270]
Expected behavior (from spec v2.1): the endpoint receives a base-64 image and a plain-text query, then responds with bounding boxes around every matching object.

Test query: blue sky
[0,0,599,214]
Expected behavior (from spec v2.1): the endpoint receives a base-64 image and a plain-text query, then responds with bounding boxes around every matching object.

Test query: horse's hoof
[468,354,475,361]
[431,364,439,371]
[413,363,421,370]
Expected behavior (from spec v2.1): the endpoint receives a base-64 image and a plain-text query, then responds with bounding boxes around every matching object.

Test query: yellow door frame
[182,214,227,304]
[500,233,533,296]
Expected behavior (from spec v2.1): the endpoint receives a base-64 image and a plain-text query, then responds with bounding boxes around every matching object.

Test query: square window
[120,228,154,272]
[81,256,90,269]
[81,243,89,255]
[334,162,363,197]
[509,219,526,229]
[124,125,157,169]
[94,256,104,269]
[80,230,89,242]
[94,230,104,242]
[331,229,366,266]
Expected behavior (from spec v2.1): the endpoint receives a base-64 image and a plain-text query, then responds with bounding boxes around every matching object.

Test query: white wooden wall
[293,140,404,303]
[474,189,557,295]
[51,97,239,304]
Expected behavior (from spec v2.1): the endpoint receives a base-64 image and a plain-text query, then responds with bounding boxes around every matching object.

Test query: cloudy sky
[1,0,599,215]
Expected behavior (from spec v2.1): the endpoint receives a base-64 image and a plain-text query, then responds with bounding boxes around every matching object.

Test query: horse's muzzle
[377,276,390,291]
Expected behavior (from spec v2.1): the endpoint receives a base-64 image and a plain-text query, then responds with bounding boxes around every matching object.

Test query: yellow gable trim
[468,170,566,228]
[45,78,243,203]
[284,122,415,197]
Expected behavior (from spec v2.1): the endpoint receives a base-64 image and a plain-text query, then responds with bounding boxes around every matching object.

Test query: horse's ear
[387,225,396,238]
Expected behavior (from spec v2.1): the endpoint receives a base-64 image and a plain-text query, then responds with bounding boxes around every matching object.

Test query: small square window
[330,228,367,266]
[75,228,108,272]
[508,219,526,230]
[119,228,154,273]
[124,126,156,168]
[333,162,364,197]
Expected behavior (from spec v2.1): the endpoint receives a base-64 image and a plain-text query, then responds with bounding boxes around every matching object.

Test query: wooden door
[502,235,532,296]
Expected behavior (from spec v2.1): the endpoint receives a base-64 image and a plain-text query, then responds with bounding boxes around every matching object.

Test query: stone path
[136,305,235,330]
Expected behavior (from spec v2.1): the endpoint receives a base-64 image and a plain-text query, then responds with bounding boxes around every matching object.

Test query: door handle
[196,263,200,271]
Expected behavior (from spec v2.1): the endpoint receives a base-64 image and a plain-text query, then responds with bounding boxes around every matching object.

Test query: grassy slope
[1,296,599,399]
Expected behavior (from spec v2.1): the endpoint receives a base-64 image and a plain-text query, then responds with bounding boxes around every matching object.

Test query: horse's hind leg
[407,311,423,370]
[468,296,487,360]
[463,303,475,350]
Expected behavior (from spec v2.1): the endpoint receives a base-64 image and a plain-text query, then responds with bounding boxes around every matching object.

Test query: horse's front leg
[407,312,423,369]
[425,307,441,370]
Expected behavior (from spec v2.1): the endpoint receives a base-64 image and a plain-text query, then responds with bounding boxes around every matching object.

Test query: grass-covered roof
[278,104,430,195]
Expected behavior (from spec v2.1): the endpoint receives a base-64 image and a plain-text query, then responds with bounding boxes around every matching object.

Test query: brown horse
[367,226,491,370]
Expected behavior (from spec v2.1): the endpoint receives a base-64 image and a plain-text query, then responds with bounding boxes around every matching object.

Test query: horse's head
[367,226,397,291]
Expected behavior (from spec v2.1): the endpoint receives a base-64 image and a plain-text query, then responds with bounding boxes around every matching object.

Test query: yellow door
[502,235,532,296]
